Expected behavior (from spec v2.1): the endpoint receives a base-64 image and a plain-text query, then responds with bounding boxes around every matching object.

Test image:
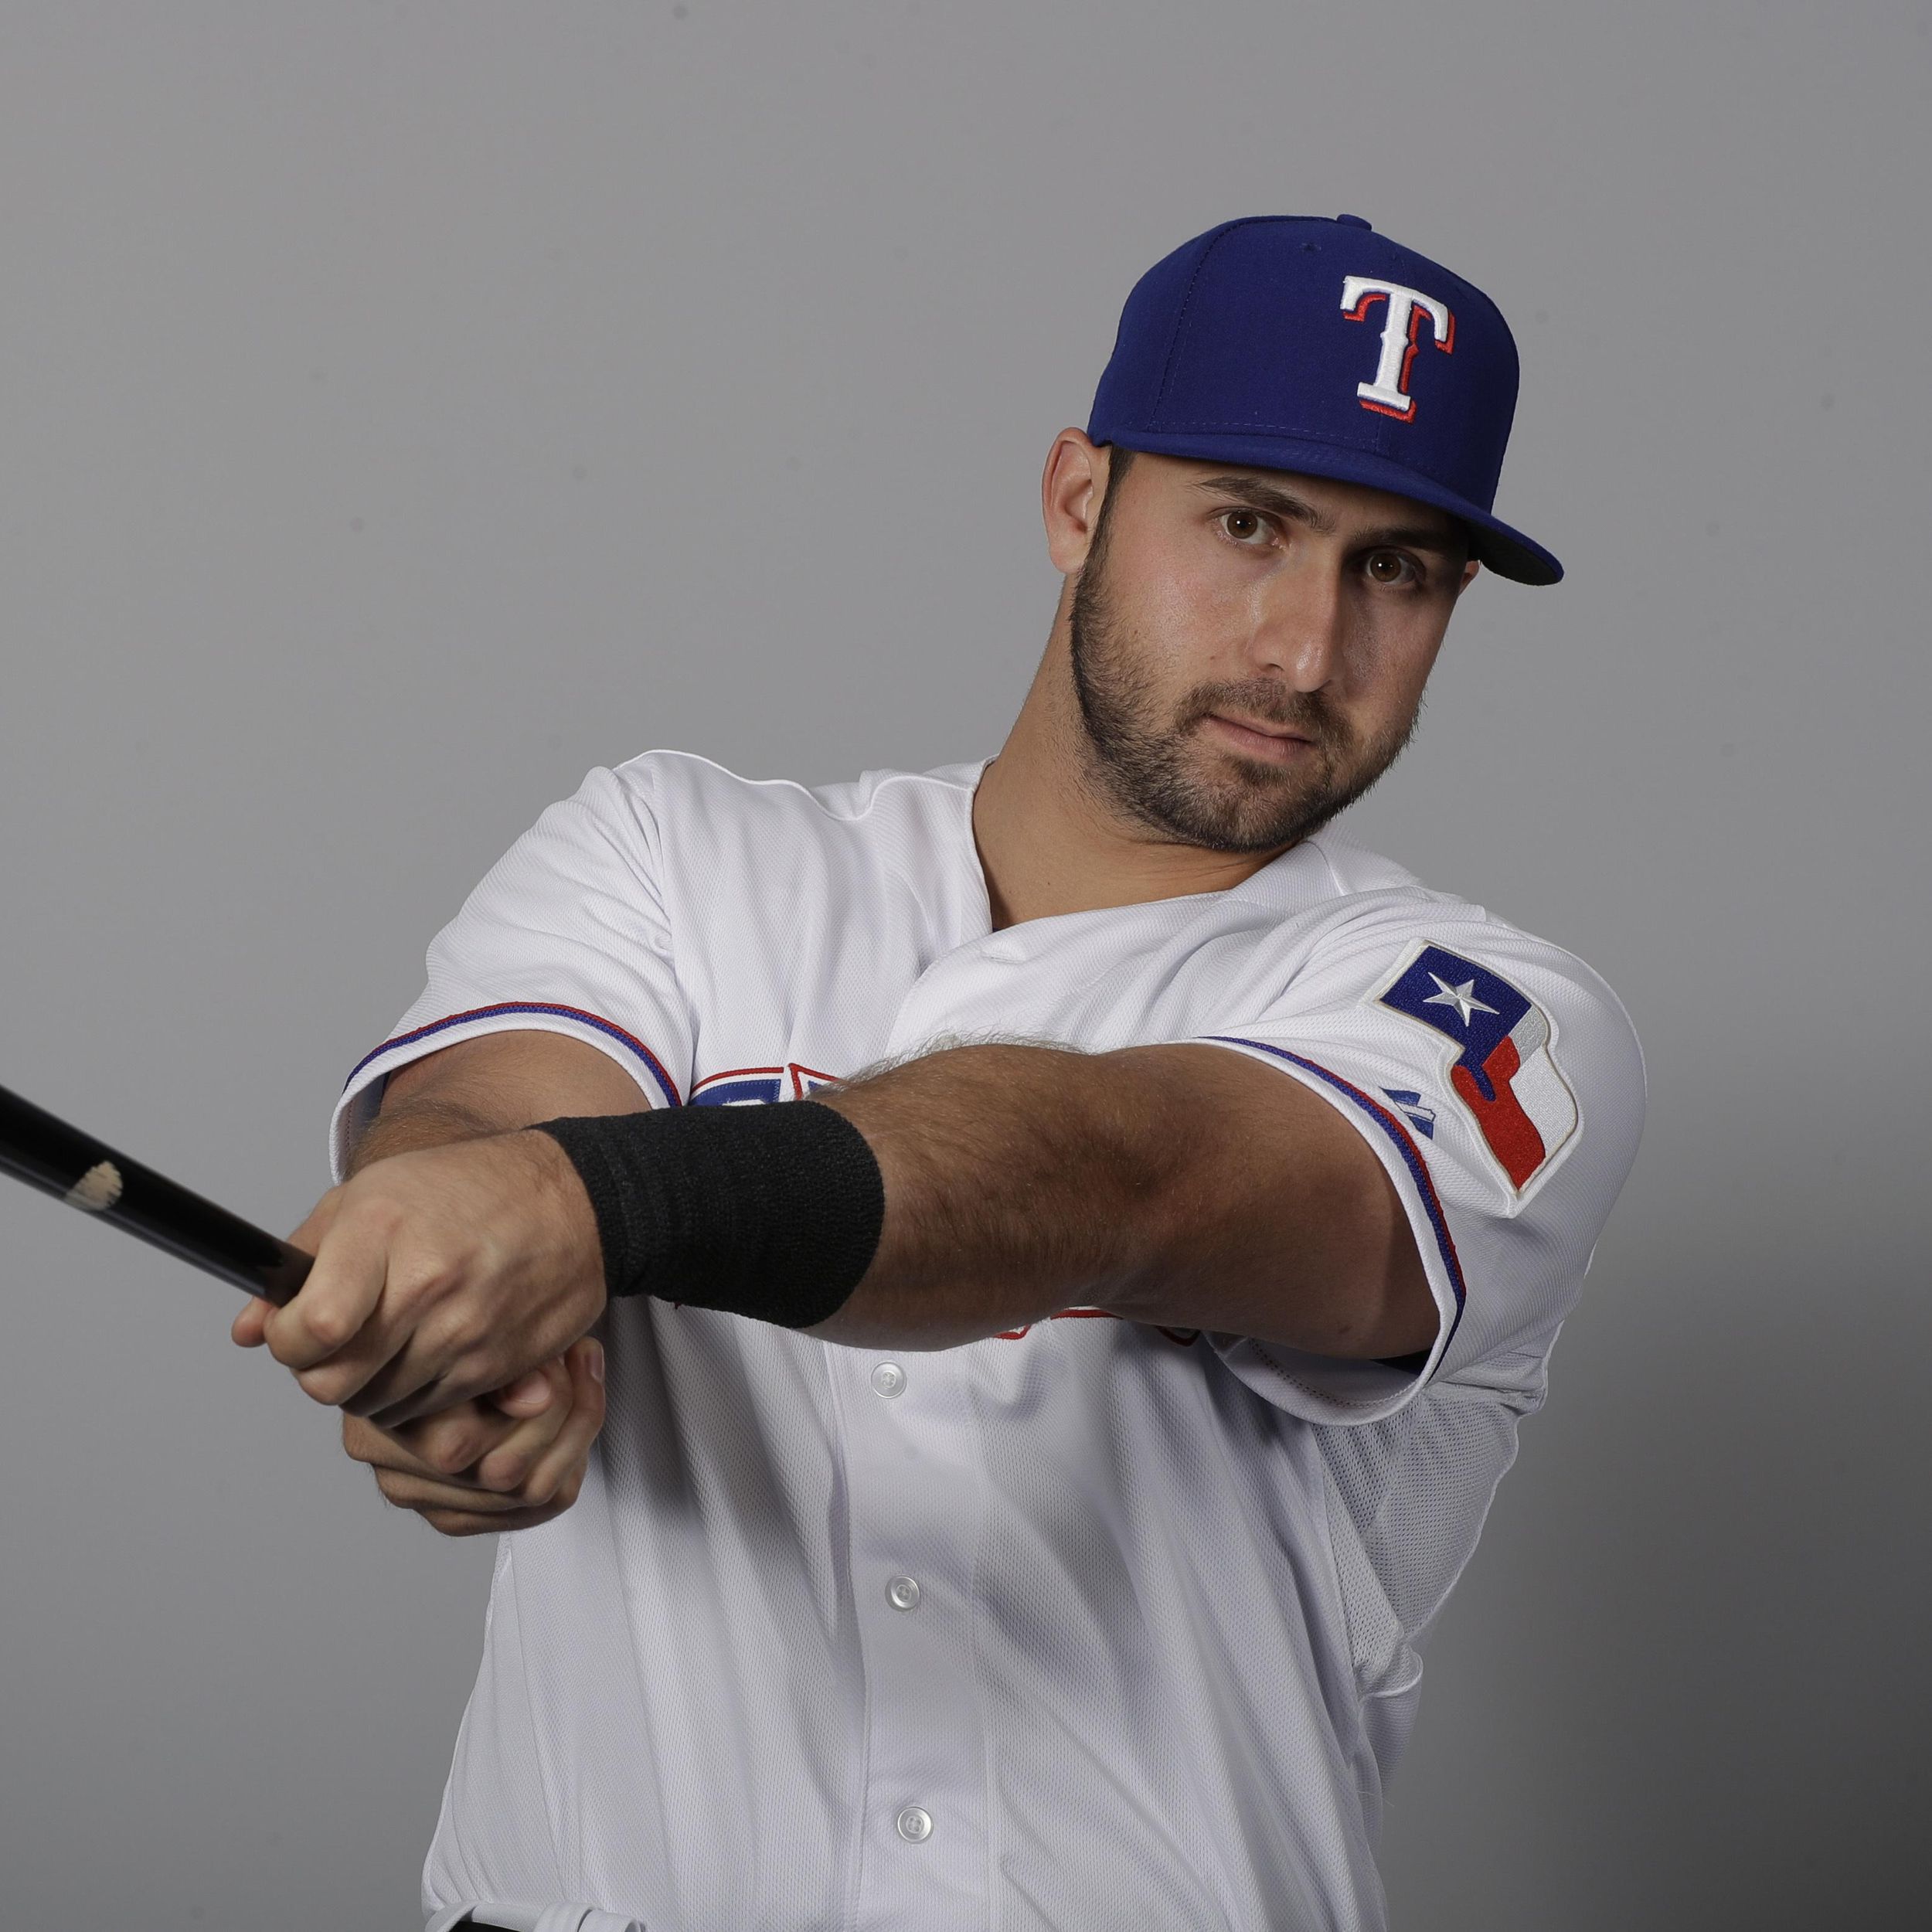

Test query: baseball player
[233,214,1645,1932]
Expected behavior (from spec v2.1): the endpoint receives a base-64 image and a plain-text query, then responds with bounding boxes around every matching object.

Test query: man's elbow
[1116,1132,1438,1359]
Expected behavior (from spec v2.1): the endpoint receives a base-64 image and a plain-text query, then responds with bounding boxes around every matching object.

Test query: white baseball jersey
[332,750,1645,1932]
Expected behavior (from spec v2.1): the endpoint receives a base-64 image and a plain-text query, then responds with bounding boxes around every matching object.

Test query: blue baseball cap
[1086,214,1561,586]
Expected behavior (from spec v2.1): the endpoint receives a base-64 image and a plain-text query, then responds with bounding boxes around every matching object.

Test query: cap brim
[1100,430,1563,586]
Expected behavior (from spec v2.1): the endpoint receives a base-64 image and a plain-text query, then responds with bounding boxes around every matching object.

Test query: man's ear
[1041,429,1110,576]
[1456,559,1481,595]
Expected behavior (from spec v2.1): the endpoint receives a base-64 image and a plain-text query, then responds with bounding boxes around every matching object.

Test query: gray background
[2,3,1924,1927]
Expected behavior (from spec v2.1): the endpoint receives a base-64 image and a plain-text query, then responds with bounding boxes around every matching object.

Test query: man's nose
[1247,568,1346,691]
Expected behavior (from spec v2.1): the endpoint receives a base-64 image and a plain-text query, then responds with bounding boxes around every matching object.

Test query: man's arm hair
[804,1039,1437,1360]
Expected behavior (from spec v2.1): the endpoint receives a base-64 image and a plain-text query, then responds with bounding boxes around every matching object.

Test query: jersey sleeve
[328,759,695,1182]
[1186,902,1645,1427]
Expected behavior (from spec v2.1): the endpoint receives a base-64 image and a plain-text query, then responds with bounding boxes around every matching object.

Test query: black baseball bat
[0,1080,313,1305]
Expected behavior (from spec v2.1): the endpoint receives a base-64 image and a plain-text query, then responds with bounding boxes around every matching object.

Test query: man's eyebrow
[1190,474,1335,530]
[1359,523,1468,557]
[1189,474,1465,555]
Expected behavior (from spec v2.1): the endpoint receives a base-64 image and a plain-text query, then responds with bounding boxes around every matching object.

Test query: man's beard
[1066,543,1421,855]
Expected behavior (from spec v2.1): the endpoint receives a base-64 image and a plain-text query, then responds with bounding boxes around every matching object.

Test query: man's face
[1066,450,1475,854]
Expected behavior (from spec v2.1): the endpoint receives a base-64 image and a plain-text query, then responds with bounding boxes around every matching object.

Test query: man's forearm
[344,1096,500,1179]
[343,1029,652,1180]
[804,1039,1425,1358]
[798,1043,1166,1349]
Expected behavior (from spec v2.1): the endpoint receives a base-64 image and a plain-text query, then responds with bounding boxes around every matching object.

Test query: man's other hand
[338,1336,607,1538]
[233,1127,606,1432]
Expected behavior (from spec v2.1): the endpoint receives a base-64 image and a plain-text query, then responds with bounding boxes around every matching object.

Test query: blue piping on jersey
[343,1002,683,1110]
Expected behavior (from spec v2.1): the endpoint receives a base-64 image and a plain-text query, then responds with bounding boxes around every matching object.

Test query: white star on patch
[1423,972,1498,1026]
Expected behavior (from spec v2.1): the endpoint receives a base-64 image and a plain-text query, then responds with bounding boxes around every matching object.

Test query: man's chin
[1148,784,1338,854]
[1175,755,1340,847]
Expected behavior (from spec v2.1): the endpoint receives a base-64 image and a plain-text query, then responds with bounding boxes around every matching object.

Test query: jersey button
[886,1575,922,1611]
[895,1804,934,1843]
[870,1362,906,1399]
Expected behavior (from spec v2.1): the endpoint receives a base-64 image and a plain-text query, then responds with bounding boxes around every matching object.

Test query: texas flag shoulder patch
[1369,938,1579,1200]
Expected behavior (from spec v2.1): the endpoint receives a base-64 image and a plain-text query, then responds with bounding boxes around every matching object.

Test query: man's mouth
[1201,713,1316,764]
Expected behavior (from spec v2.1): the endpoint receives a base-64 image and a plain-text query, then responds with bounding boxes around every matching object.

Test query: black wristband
[532,1100,886,1328]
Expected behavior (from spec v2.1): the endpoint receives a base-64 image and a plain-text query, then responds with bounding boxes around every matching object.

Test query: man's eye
[1364,550,1420,587]
[1218,509,1274,546]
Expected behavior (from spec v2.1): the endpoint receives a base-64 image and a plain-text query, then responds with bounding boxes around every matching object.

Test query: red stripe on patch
[1450,1035,1547,1188]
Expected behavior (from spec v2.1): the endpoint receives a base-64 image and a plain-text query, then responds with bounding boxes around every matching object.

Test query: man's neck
[971,633,1292,932]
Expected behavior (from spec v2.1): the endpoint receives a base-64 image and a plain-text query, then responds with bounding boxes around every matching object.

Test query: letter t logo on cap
[1340,276,1456,420]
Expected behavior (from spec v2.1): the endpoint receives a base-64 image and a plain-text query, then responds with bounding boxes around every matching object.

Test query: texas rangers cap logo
[1340,275,1454,421]
[1370,939,1578,1200]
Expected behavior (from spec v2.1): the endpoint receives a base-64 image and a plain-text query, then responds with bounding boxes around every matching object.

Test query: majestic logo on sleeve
[1371,940,1577,1197]
[1340,276,1454,420]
